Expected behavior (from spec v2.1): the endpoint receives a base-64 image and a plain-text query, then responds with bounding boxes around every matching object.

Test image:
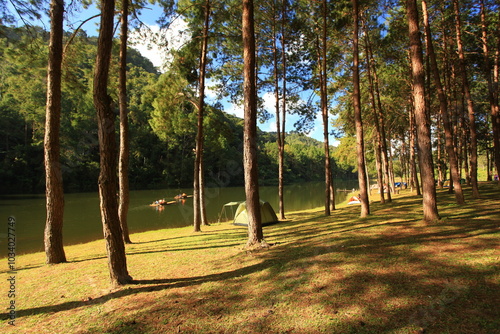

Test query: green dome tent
[232,201,278,226]
[216,201,242,223]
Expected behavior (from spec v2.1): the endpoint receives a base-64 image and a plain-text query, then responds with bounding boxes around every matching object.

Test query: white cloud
[129,26,164,68]
[265,120,278,133]
[205,78,219,101]
[129,18,190,72]
[262,91,276,111]
[225,102,244,119]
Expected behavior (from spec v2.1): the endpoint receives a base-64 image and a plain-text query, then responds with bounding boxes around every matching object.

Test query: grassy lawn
[1,183,499,333]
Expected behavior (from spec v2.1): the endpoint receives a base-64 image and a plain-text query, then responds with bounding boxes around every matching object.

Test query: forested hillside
[0,26,344,194]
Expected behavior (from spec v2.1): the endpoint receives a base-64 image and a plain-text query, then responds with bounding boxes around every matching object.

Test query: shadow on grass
[15,213,499,326]
[10,183,500,333]
[126,242,243,257]
[130,227,245,245]
[13,259,277,319]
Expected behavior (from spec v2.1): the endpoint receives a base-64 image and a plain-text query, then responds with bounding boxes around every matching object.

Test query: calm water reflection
[0,181,358,255]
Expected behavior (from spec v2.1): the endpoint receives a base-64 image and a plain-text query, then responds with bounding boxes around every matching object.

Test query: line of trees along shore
[2,0,499,284]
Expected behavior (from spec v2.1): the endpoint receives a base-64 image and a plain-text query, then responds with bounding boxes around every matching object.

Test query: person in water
[175,193,187,200]
[153,199,166,205]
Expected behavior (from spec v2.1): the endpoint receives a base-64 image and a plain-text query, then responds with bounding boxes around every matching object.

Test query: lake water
[0,181,358,255]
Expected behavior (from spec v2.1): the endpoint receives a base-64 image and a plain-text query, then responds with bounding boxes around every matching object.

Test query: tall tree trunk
[495,7,500,179]
[480,0,500,178]
[387,134,396,191]
[118,0,132,244]
[243,0,265,248]
[462,120,470,184]
[400,132,409,187]
[486,148,492,181]
[436,114,444,188]
[452,70,463,184]
[374,73,392,201]
[363,25,385,204]
[320,0,332,216]
[330,175,336,211]
[374,139,385,202]
[409,103,421,195]
[422,0,465,204]
[193,0,211,232]
[440,4,459,185]
[407,0,440,222]
[363,19,392,203]
[457,102,464,181]
[352,0,370,217]
[279,0,287,218]
[200,153,209,226]
[453,0,480,198]
[462,124,469,183]
[272,7,285,221]
[193,148,201,232]
[94,0,132,285]
[365,29,392,202]
[44,0,67,264]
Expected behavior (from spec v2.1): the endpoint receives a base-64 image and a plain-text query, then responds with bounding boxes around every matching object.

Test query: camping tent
[232,201,278,226]
[217,201,242,223]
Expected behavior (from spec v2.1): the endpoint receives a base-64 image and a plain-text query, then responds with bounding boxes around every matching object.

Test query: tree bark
[453,0,480,198]
[193,0,211,232]
[363,24,385,204]
[44,0,67,264]
[480,0,500,179]
[374,67,392,201]
[272,8,285,221]
[363,19,388,204]
[436,114,445,189]
[279,0,287,218]
[407,0,440,222]
[94,0,132,285]
[200,153,209,226]
[409,103,421,195]
[352,0,369,217]
[422,0,465,204]
[400,132,409,186]
[118,0,132,243]
[363,24,392,202]
[243,0,265,247]
[388,135,396,191]
[495,7,500,179]
[320,0,332,216]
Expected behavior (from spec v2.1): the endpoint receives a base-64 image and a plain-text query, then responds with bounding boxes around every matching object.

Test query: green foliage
[1,0,498,195]
[0,24,340,194]
[258,132,341,185]
[332,136,358,172]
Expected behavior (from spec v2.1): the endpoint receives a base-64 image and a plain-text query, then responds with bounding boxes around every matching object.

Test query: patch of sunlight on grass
[4,182,499,334]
